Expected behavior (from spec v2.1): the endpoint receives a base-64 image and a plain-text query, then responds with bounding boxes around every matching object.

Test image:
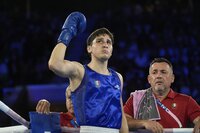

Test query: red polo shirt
[124,89,200,128]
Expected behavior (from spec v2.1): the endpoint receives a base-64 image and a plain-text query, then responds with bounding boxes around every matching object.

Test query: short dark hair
[150,58,173,71]
[87,27,114,46]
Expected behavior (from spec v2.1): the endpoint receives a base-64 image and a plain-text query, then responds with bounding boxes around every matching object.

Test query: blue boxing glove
[57,11,87,46]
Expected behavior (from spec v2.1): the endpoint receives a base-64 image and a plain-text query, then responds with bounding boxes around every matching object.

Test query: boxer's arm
[48,12,86,78]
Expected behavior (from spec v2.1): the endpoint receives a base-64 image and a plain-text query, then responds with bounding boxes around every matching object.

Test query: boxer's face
[87,34,113,61]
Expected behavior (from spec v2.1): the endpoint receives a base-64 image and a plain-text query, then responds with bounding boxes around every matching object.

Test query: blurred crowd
[0,0,200,104]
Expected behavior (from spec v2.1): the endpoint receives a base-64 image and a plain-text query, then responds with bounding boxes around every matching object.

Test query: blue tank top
[71,65,122,129]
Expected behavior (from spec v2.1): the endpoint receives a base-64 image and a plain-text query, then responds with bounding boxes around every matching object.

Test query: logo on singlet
[95,80,101,88]
[115,85,120,90]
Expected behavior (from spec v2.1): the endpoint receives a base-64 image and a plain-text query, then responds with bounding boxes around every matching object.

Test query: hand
[193,120,200,133]
[36,99,50,114]
[143,120,163,133]
[57,11,87,46]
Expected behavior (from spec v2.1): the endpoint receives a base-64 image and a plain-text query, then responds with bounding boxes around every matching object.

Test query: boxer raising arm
[48,12,128,133]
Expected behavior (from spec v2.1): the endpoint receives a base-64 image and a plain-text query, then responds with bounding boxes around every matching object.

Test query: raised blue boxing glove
[57,11,87,46]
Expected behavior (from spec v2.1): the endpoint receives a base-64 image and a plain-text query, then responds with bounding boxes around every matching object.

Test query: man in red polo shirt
[124,58,200,133]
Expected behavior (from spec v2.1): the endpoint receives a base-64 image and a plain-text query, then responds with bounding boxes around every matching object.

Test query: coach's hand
[36,99,50,114]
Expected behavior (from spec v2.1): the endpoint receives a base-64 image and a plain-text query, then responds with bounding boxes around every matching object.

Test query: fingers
[145,120,164,133]
[193,119,200,133]
[151,123,163,133]
[36,99,50,114]
[193,126,200,133]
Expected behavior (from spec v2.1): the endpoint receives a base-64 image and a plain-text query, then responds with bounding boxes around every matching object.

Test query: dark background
[0,0,200,127]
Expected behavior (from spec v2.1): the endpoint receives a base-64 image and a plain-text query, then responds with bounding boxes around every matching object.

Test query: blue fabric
[29,112,61,133]
[57,12,86,46]
[71,65,122,129]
